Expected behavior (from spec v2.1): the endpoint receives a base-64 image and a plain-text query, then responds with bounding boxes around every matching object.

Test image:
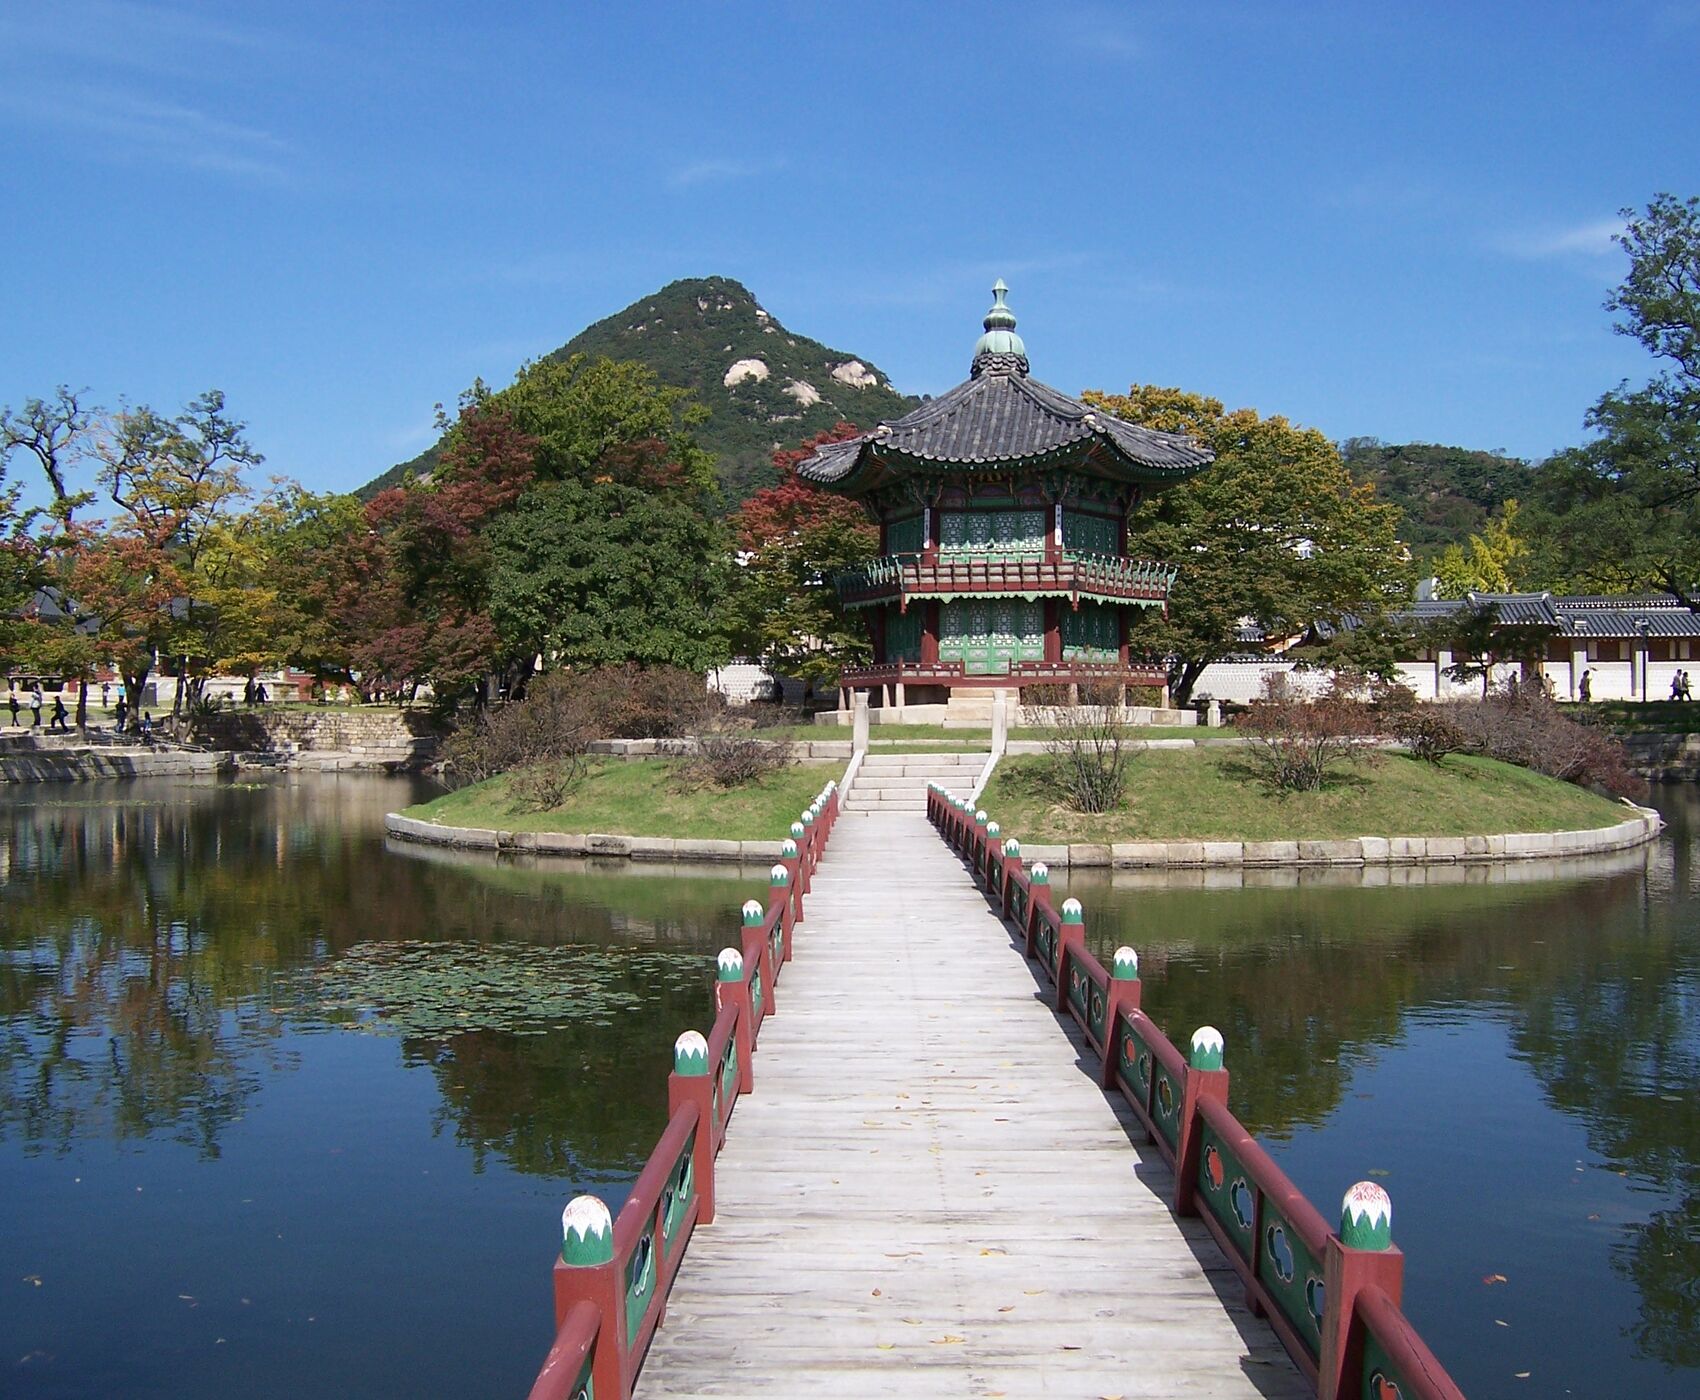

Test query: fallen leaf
[980,1247,1007,1256]
[998,1305,1015,1313]
[876,1343,895,1351]
[22,1275,42,1287]
[933,1334,966,1345]
[1514,1372,1530,1379]
[871,1289,881,1297]
[1023,1288,1046,1295]
[1483,1274,1508,1286]
[1495,1319,1509,1327]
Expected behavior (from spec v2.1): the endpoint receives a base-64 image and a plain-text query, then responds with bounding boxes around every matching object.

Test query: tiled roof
[1384,592,1700,638]
[796,363,1212,488]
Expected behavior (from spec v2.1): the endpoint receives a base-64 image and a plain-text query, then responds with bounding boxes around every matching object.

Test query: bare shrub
[443,671,596,788]
[1445,682,1645,798]
[1235,674,1375,792]
[678,704,794,789]
[575,665,710,739]
[1389,706,1468,765]
[508,759,580,812]
[1032,681,1136,814]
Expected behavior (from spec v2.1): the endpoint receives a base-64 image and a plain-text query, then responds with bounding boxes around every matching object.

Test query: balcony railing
[836,551,1176,610]
[841,659,1169,689]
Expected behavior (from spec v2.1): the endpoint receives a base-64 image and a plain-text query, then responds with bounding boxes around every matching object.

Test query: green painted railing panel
[1361,1330,1408,1400]
[716,1034,738,1132]
[1152,1060,1182,1150]
[1257,1203,1325,1359]
[1086,979,1107,1043]
[661,1130,695,1248]
[624,1225,656,1345]
[1196,1122,1256,1264]
[1067,960,1089,1020]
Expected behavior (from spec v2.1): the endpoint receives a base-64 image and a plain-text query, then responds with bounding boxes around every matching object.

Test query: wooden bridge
[526,778,1467,1400]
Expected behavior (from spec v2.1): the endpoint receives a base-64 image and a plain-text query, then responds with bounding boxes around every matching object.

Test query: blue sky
[2,1,1696,495]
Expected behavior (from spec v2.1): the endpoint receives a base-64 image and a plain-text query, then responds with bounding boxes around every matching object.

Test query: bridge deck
[637,812,1307,1398]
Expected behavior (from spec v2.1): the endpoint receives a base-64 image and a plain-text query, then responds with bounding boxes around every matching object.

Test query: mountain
[359,276,919,503]
[1338,437,1541,566]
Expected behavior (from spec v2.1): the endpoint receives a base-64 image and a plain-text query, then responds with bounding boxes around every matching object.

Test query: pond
[0,775,1695,1398]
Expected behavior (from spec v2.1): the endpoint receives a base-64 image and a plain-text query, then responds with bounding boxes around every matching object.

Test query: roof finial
[972,278,1028,376]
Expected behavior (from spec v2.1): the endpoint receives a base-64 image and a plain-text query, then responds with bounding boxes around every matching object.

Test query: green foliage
[486,477,733,672]
[1517,193,1700,601]
[1431,499,1531,597]
[363,277,917,504]
[1339,437,1537,566]
[1083,385,1411,704]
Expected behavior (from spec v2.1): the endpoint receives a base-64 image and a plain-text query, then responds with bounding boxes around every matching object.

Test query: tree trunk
[1169,658,1210,708]
[124,667,151,731]
[74,673,88,731]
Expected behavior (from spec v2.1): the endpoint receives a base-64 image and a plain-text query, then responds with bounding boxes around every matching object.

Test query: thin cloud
[2,84,292,181]
[668,157,784,189]
[0,1,275,76]
[1493,218,1625,261]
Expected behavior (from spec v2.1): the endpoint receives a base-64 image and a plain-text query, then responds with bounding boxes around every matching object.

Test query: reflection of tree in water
[0,779,742,1174]
[1080,855,1699,1369]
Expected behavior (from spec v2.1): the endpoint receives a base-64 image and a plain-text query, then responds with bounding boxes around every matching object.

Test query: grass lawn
[401,758,838,838]
[979,749,1633,844]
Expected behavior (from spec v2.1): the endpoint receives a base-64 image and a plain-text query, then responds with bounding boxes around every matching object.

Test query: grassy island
[980,749,1633,845]
[402,758,837,839]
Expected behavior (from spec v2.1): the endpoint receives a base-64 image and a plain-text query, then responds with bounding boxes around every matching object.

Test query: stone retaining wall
[384,812,787,863]
[1620,731,1700,782]
[192,709,440,767]
[1014,804,1662,868]
[0,747,231,782]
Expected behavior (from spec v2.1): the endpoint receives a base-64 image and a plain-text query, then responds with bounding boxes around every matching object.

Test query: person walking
[1682,670,1694,703]
[29,685,42,727]
[1579,669,1593,703]
[49,696,69,732]
[6,686,17,727]
[114,695,128,732]
[100,681,110,709]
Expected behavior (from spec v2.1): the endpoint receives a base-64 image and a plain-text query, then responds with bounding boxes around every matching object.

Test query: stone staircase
[844,750,987,813]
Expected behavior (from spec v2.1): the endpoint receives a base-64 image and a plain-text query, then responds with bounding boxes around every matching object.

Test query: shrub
[1445,683,1645,799]
[508,759,581,812]
[442,671,596,788]
[1235,675,1375,792]
[1031,680,1136,814]
[1388,706,1467,765]
[681,706,795,789]
[573,665,710,739]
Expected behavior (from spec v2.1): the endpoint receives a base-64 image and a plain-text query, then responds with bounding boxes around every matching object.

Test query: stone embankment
[1620,731,1700,782]
[0,733,230,783]
[191,708,441,771]
[1010,803,1663,869]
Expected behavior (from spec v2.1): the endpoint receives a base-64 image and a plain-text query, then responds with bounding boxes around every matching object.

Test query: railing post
[768,862,794,961]
[1321,1183,1405,1400]
[1055,898,1086,1009]
[998,837,1022,919]
[1175,1026,1229,1217]
[742,899,775,1016]
[1026,862,1052,959]
[668,1031,717,1225]
[788,820,808,908]
[797,808,817,896]
[1099,947,1142,1088]
[778,837,801,945]
[552,1195,626,1399]
[983,819,1002,891]
[973,809,990,888]
[715,947,754,1092]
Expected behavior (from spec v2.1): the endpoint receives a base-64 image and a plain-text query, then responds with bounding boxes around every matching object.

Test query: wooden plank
[635,812,1309,1399]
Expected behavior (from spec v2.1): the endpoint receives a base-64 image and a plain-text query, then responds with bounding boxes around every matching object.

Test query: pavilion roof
[797,283,1213,493]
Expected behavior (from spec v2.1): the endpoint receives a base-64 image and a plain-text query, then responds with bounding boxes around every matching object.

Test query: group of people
[5,682,154,737]
[6,684,68,730]
[1672,671,1695,702]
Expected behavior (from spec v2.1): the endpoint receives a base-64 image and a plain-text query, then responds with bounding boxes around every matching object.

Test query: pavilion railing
[835,550,1177,609]
[840,658,1170,689]
[926,783,1469,1400]
[524,779,841,1400]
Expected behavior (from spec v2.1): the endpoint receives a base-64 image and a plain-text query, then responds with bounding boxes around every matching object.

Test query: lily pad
[284,940,690,1039]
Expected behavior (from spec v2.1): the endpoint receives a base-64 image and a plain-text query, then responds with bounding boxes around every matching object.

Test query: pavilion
[798,282,1212,717]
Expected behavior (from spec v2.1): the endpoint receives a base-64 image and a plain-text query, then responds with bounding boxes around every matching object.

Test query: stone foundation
[191,708,441,769]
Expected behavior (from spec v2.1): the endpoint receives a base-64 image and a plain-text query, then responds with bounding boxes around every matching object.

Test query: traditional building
[799,283,1212,714]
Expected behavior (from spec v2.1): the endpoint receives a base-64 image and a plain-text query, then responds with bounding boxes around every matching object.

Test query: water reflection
[1066,797,1699,1388]
[0,778,748,1180]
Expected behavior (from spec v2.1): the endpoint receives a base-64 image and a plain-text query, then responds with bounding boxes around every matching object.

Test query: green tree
[729,426,877,686]
[1521,194,1700,601]
[1432,498,1531,597]
[1082,385,1411,704]
[1430,601,1557,697]
[487,472,732,673]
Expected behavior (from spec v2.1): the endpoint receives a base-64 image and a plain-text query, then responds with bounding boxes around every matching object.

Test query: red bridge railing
[524,779,842,1400]
[927,782,1469,1400]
